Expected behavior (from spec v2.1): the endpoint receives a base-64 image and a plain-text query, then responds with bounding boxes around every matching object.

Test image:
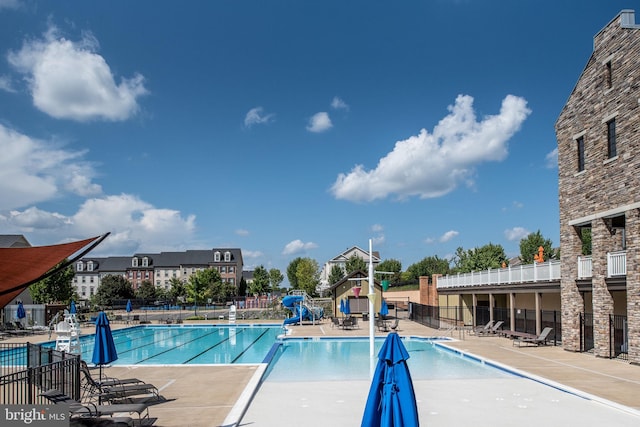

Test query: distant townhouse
[318,246,381,295]
[73,248,243,299]
[556,9,640,363]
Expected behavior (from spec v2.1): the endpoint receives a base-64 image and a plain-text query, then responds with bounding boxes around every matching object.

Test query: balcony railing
[437,260,561,289]
[437,252,628,289]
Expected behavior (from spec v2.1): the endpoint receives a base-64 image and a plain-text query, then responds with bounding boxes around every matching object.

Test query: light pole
[368,239,375,378]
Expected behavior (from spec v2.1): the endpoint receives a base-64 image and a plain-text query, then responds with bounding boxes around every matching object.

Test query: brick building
[556,9,640,363]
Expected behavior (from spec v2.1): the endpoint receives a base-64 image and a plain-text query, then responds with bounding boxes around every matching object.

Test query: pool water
[265,338,513,382]
[74,325,283,365]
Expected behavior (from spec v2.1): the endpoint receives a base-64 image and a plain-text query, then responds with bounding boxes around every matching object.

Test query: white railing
[608,251,627,277]
[437,252,628,288]
[577,256,592,278]
[437,260,561,289]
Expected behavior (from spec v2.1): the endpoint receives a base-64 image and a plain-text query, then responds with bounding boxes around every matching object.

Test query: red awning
[0,234,109,310]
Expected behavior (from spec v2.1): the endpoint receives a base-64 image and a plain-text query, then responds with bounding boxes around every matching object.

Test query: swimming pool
[265,337,512,381]
[58,324,283,365]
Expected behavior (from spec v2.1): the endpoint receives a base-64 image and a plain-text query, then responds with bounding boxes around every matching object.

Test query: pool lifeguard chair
[55,311,80,354]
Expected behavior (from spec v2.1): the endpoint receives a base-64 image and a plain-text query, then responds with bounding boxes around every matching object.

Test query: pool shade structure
[16,301,26,324]
[0,233,109,310]
[92,311,118,383]
[362,332,419,427]
[380,300,389,319]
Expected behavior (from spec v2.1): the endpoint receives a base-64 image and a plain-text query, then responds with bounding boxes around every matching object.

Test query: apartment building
[556,9,640,363]
[74,248,243,299]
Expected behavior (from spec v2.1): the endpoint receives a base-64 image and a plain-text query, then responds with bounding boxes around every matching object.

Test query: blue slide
[282,295,323,325]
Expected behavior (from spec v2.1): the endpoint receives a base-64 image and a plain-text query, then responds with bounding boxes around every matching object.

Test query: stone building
[556,9,640,363]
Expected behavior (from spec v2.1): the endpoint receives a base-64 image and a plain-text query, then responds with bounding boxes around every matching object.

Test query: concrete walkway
[3,318,640,426]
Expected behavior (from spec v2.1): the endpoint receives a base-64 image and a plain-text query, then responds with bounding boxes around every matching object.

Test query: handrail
[437,260,562,289]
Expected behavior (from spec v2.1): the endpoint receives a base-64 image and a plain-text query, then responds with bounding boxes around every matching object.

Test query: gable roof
[329,269,380,292]
[328,246,381,263]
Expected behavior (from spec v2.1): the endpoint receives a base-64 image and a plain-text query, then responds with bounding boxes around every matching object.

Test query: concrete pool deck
[4,318,640,426]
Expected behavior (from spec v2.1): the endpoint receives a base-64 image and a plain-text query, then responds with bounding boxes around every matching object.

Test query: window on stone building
[607,118,617,158]
[576,136,585,172]
[605,61,612,89]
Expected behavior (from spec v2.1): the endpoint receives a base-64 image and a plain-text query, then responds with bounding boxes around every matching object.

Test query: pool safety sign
[2,405,68,426]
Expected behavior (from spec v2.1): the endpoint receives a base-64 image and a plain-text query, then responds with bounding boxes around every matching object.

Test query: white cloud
[331,94,531,202]
[306,112,332,133]
[243,250,264,258]
[244,107,275,127]
[0,75,16,92]
[425,237,435,244]
[371,224,383,233]
[372,235,385,246]
[0,194,197,254]
[282,239,318,255]
[505,226,530,241]
[0,0,20,11]
[8,25,147,122]
[439,230,459,243]
[0,124,102,210]
[545,147,558,169]
[235,228,250,236]
[331,96,349,111]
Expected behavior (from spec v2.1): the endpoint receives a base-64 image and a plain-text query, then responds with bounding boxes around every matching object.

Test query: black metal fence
[0,343,81,404]
[410,303,562,345]
[580,312,594,353]
[610,314,628,361]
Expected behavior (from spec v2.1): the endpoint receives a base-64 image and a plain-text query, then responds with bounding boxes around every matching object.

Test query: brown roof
[0,234,108,309]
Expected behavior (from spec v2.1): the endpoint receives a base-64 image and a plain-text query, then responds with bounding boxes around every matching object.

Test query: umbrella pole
[368,239,375,379]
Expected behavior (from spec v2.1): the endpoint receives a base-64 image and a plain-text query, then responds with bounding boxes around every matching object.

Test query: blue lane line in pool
[230,328,271,363]
[132,328,230,364]
[112,327,207,358]
[182,329,247,364]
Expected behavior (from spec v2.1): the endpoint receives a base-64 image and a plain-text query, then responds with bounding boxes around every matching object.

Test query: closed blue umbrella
[126,299,132,313]
[69,300,77,314]
[343,298,351,316]
[16,302,26,323]
[92,311,118,382]
[380,300,389,319]
[361,332,419,427]
[340,298,346,317]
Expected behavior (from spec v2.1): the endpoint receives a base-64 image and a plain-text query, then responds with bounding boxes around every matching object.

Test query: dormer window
[87,261,94,272]
[224,251,231,262]
[76,261,83,272]
[132,257,139,267]
[214,251,221,262]
[142,256,149,267]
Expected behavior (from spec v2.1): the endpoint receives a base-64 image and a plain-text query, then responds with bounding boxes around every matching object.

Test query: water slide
[282,295,323,325]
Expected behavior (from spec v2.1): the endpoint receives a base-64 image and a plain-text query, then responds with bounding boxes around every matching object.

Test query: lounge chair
[472,320,494,335]
[478,320,504,336]
[80,362,161,403]
[80,361,147,388]
[330,316,343,328]
[389,318,399,331]
[513,327,553,347]
[40,389,150,424]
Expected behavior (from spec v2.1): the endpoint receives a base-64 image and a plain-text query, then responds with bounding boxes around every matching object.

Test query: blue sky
[0,1,633,279]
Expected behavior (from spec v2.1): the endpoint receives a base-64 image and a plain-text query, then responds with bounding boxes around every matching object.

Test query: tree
[406,256,449,281]
[345,254,367,274]
[186,268,220,314]
[453,243,507,273]
[580,227,591,256]
[135,280,157,301]
[328,264,345,286]
[29,261,76,304]
[93,275,134,308]
[268,268,284,294]
[250,265,270,296]
[168,277,186,304]
[519,230,557,264]
[296,257,320,296]
[376,259,403,284]
[287,257,303,289]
